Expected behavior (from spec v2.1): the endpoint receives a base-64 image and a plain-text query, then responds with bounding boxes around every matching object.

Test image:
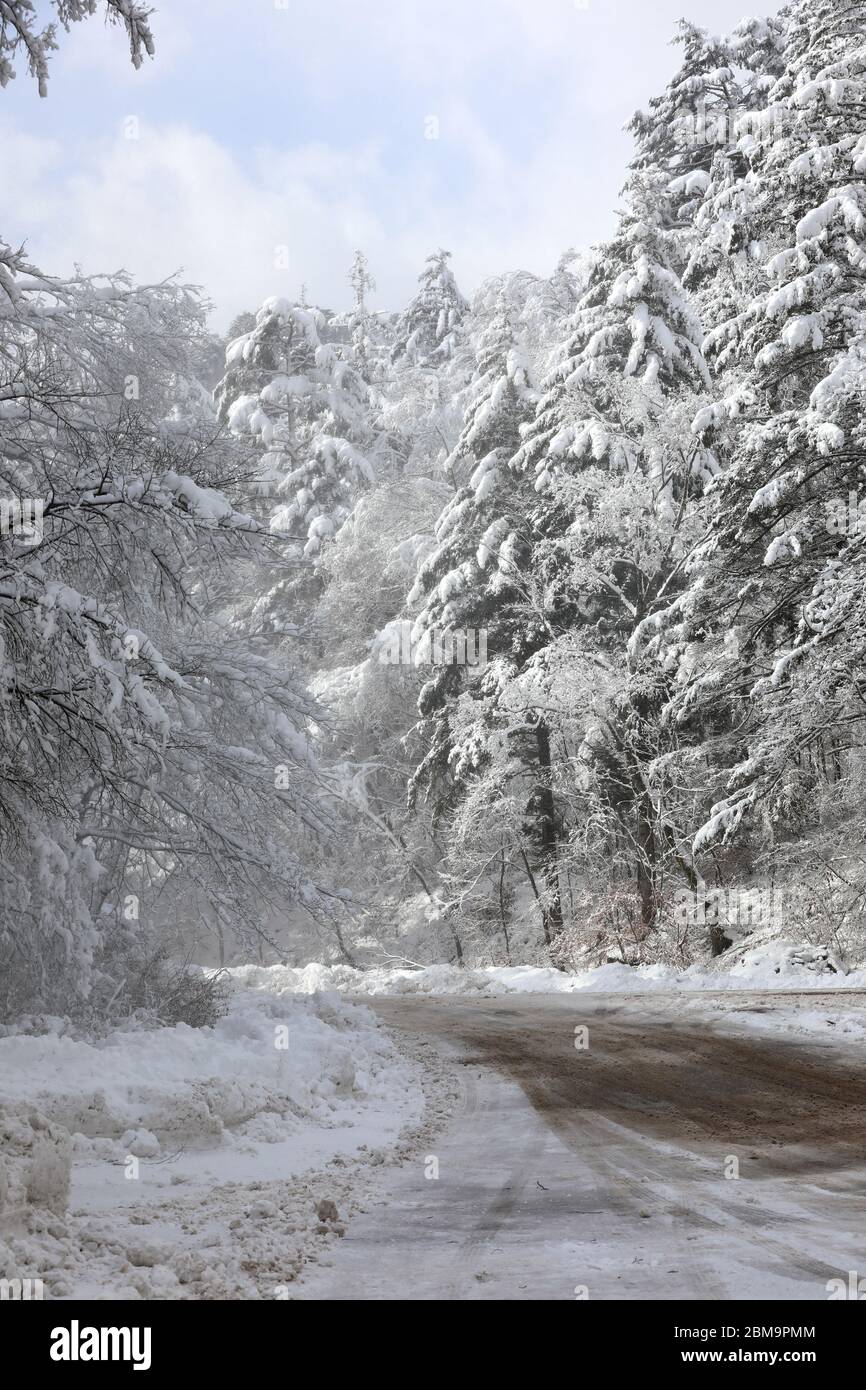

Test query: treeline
[1,0,865,1024]
[284,0,866,974]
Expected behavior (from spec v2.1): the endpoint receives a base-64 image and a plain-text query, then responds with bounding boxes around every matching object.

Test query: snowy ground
[232,938,866,1000]
[0,983,446,1299]
[4,948,866,1301]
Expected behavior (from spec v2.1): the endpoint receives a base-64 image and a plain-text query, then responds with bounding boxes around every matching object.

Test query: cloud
[0,0,768,325]
[0,119,403,324]
[0,107,604,328]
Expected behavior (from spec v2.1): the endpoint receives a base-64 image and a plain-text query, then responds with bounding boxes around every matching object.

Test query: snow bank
[0,988,404,1149]
[230,960,516,997]
[0,1107,72,1220]
[0,981,425,1298]
[230,945,866,1001]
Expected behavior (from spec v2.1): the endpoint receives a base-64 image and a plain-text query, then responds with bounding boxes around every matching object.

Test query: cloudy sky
[0,0,771,330]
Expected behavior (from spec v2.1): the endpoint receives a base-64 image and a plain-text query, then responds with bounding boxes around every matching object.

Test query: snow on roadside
[0,981,429,1299]
[229,941,866,1001]
[227,945,866,1055]
[689,995,866,1048]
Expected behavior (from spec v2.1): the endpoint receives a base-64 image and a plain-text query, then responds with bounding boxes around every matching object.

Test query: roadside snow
[697,997,866,1047]
[0,982,428,1299]
[229,941,866,1001]
[0,987,410,1149]
[6,948,865,1300]
[228,946,866,1056]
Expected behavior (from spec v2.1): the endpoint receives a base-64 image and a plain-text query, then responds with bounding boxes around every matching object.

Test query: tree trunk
[334,919,357,968]
[446,912,464,966]
[636,789,657,936]
[535,721,564,942]
[498,848,512,965]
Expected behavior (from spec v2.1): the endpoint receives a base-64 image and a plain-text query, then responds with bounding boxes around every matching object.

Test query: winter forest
[5,0,866,1316]
[2,0,866,1029]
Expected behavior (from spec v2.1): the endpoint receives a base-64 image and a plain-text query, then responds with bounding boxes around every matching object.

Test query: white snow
[229,950,866,1001]
[0,979,424,1299]
[763,529,801,566]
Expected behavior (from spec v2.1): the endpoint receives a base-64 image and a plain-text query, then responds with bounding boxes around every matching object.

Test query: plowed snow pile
[0,983,424,1299]
[229,941,866,1000]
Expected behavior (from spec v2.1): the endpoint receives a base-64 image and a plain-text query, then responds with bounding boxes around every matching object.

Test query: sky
[0,0,774,331]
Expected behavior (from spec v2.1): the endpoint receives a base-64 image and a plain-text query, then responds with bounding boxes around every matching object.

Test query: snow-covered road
[297,993,866,1300]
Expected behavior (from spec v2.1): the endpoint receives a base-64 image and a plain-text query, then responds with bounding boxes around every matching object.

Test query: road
[296,993,866,1300]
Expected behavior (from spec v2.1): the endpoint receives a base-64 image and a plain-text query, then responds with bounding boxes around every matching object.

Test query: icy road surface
[297,992,866,1301]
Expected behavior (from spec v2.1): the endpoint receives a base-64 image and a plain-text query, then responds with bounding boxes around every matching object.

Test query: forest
[1,0,865,1027]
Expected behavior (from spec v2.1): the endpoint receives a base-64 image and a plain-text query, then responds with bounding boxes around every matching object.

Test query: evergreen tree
[405,305,567,947]
[215,296,375,640]
[217,296,373,555]
[650,0,866,854]
[392,249,469,367]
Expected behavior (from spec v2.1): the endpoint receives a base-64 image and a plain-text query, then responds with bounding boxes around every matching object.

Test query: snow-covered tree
[392,249,469,368]
[0,241,337,1017]
[325,252,393,388]
[648,0,866,860]
[401,305,567,950]
[213,295,378,649]
[0,0,154,95]
[217,297,374,556]
[486,151,717,939]
[408,304,539,660]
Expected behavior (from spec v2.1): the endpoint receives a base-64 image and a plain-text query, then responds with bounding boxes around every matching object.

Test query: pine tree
[334,251,390,385]
[408,303,538,661]
[392,249,469,367]
[651,0,866,854]
[214,296,376,644]
[405,305,567,947]
[217,296,373,556]
[499,157,717,935]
